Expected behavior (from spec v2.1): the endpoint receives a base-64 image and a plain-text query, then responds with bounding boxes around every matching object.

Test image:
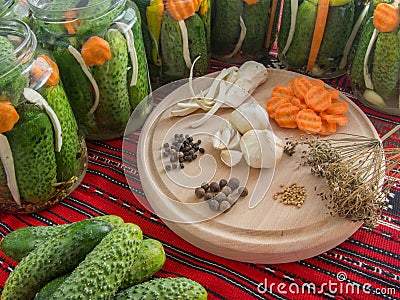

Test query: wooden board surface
[137,69,380,263]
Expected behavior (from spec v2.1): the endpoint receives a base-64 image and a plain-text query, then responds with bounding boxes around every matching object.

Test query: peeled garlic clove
[240,129,276,169]
[274,134,284,164]
[229,102,270,135]
[220,149,243,167]
[211,129,222,149]
[227,130,241,150]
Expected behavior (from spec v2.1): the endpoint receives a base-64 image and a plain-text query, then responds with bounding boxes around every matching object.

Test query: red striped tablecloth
[0,58,399,300]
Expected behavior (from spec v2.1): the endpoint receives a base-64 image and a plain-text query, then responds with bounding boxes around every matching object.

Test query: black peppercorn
[209,182,220,193]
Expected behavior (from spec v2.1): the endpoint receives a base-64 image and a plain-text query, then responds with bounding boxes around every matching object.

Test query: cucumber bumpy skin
[1,215,124,262]
[1,219,114,300]
[4,104,57,204]
[40,83,81,182]
[93,28,131,134]
[114,277,208,300]
[186,13,208,77]
[34,274,69,300]
[120,238,166,289]
[50,223,143,300]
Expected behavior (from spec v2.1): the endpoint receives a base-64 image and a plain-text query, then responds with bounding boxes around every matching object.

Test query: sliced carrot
[295,109,322,133]
[244,0,260,4]
[373,3,400,33]
[291,97,308,110]
[326,88,340,100]
[265,0,278,47]
[166,0,198,21]
[274,103,300,128]
[325,99,348,115]
[319,119,336,135]
[271,85,294,98]
[309,78,325,88]
[293,77,313,100]
[266,96,291,119]
[320,111,348,126]
[0,102,19,133]
[64,9,80,35]
[307,0,329,72]
[81,36,112,67]
[304,85,332,112]
[31,55,60,87]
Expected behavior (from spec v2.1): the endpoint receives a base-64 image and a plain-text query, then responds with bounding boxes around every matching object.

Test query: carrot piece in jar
[0,102,19,133]
[81,36,112,67]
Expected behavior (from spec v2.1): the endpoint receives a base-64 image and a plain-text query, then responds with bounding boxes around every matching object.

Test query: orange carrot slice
[81,36,112,67]
[319,119,336,135]
[166,0,198,21]
[309,78,325,88]
[0,102,19,133]
[373,3,400,33]
[295,109,322,133]
[244,0,260,4]
[274,103,300,128]
[266,96,292,119]
[64,9,80,35]
[31,55,60,87]
[325,99,348,115]
[320,111,348,126]
[326,88,340,100]
[291,97,308,110]
[293,77,313,100]
[271,85,294,98]
[265,0,278,47]
[307,0,329,72]
[304,85,332,112]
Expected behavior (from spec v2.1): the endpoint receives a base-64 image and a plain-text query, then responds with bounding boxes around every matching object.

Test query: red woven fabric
[0,58,399,300]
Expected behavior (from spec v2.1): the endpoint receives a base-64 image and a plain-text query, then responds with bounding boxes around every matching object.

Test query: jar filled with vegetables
[0,0,29,20]
[133,0,211,84]
[0,19,87,214]
[350,0,399,115]
[211,0,279,64]
[27,0,152,140]
[277,0,366,78]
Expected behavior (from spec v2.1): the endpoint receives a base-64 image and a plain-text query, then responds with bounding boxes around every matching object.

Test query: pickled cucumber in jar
[27,0,152,140]
[350,1,399,115]
[278,0,360,78]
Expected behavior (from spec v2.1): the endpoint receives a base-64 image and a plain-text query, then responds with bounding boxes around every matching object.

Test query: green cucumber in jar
[316,0,355,71]
[34,274,69,300]
[211,0,243,55]
[186,13,208,76]
[4,104,57,204]
[0,215,124,262]
[241,0,271,57]
[93,28,131,133]
[285,0,318,68]
[1,219,114,300]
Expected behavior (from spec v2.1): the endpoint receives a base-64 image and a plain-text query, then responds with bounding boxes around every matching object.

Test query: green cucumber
[40,83,81,182]
[241,0,271,57]
[211,0,243,55]
[120,238,166,289]
[53,43,99,136]
[160,12,186,81]
[350,17,375,90]
[285,0,318,68]
[4,104,57,204]
[371,30,400,99]
[186,13,208,76]
[34,274,69,300]
[50,223,143,299]
[1,215,124,261]
[316,1,355,70]
[93,28,131,133]
[114,277,208,300]
[1,219,114,300]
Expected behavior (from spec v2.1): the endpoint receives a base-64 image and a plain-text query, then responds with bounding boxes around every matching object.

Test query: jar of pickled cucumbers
[0,0,29,20]
[277,0,366,78]
[27,0,152,140]
[134,0,211,84]
[0,19,87,214]
[211,0,278,64]
[350,0,399,115]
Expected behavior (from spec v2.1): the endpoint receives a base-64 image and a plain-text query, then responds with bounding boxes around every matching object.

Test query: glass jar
[134,0,211,85]
[211,0,278,64]
[277,0,362,78]
[27,0,152,140]
[350,0,399,116]
[0,0,29,20]
[0,19,87,214]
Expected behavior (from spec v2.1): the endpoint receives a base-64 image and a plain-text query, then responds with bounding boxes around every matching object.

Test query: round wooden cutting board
[136,69,380,264]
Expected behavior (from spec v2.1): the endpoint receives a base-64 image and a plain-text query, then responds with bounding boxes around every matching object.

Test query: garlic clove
[274,134,284,164]
[240,129,276,169]
[229,102,271,135]
[227,129,241,150]
[211,129,222,149]
[220,149,243,167]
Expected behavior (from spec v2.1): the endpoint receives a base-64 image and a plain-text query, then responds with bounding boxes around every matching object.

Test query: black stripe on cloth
[345,238,399,260]
[58,201,99,219]
[45,210,72,224]
[88,147,123,162]
[88,156,137,183]
[84,168,134,190]
[88,140,124,153]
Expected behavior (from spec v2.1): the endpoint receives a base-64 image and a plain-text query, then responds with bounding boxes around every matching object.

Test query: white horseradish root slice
[178,20,192,69]
[0,134,21,206]
[116,21,138,86]
[226,16,247,58]
[68,45,100,114]
[363,28,379,91]
[23,88,62,152]
[281,0,298,57]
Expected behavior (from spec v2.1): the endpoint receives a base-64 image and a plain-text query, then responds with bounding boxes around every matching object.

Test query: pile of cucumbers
[0,215,208,300]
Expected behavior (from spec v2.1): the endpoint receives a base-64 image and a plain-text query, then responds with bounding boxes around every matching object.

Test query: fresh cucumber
[186,13,208,76]
[50,223,143,299]
[1,219,114,300]
[4,104,57,204]
[120,238,166,289]
[1,215,124,261]
[160,12,186,81]
[93,28,131,133]
[241,0,271,57]
[34,274,69,300]
[114,277,208,300]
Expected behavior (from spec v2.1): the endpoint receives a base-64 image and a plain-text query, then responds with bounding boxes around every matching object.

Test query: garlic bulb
[239,129,277,169]
[211,121,241,150]
[229,102,270,135]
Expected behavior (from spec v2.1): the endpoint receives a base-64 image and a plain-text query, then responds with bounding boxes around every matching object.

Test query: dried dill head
[284,133,399,228]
